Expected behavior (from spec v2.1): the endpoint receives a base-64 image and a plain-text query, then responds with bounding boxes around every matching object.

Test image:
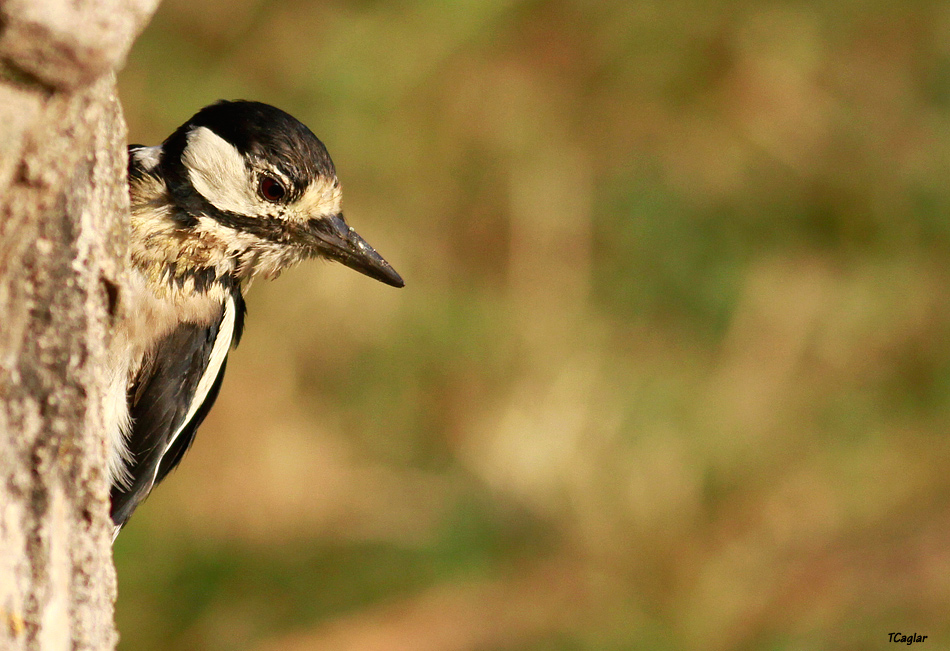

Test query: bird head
[156,100,404,287]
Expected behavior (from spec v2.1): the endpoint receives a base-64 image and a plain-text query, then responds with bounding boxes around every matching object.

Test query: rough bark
[0,1,158,649]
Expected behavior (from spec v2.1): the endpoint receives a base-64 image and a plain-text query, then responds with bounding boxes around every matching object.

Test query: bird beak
[306,214,404,288]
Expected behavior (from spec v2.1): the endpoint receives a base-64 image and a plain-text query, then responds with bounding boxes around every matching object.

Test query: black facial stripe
[168,205,200,229]
[156,144,292,242]
[157,101,344,245]
[209,208,291,243]
[128,145,198,229]
[180,184,293,243]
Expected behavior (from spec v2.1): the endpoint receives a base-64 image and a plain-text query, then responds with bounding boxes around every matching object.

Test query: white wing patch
[150,295,236,488]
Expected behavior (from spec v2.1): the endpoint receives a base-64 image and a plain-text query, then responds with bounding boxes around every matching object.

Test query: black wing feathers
[154,358,227,487]
[110,318,223,527]
[110,289,246,528]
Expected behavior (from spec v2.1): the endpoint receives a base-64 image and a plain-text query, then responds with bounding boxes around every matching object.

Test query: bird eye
[259,176,286,202]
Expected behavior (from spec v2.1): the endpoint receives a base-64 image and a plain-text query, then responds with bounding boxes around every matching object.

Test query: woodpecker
[108,100,403,538]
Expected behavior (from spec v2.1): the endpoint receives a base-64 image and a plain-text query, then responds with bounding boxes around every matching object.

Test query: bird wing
[110,290,245,528]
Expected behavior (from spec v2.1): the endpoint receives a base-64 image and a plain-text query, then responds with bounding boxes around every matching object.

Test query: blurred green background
[114,1,950,649]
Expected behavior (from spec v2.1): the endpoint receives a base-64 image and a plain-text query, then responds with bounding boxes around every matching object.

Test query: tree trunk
[0,1,158,648]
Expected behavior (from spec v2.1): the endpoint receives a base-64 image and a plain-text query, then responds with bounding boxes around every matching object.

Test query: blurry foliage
[116,0,950,649]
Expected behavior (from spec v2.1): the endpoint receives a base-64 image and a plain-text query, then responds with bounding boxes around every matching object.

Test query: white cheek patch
[183,126,270,217]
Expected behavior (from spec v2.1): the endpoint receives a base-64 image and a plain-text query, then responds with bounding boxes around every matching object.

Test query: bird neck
[129,199,241,295]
